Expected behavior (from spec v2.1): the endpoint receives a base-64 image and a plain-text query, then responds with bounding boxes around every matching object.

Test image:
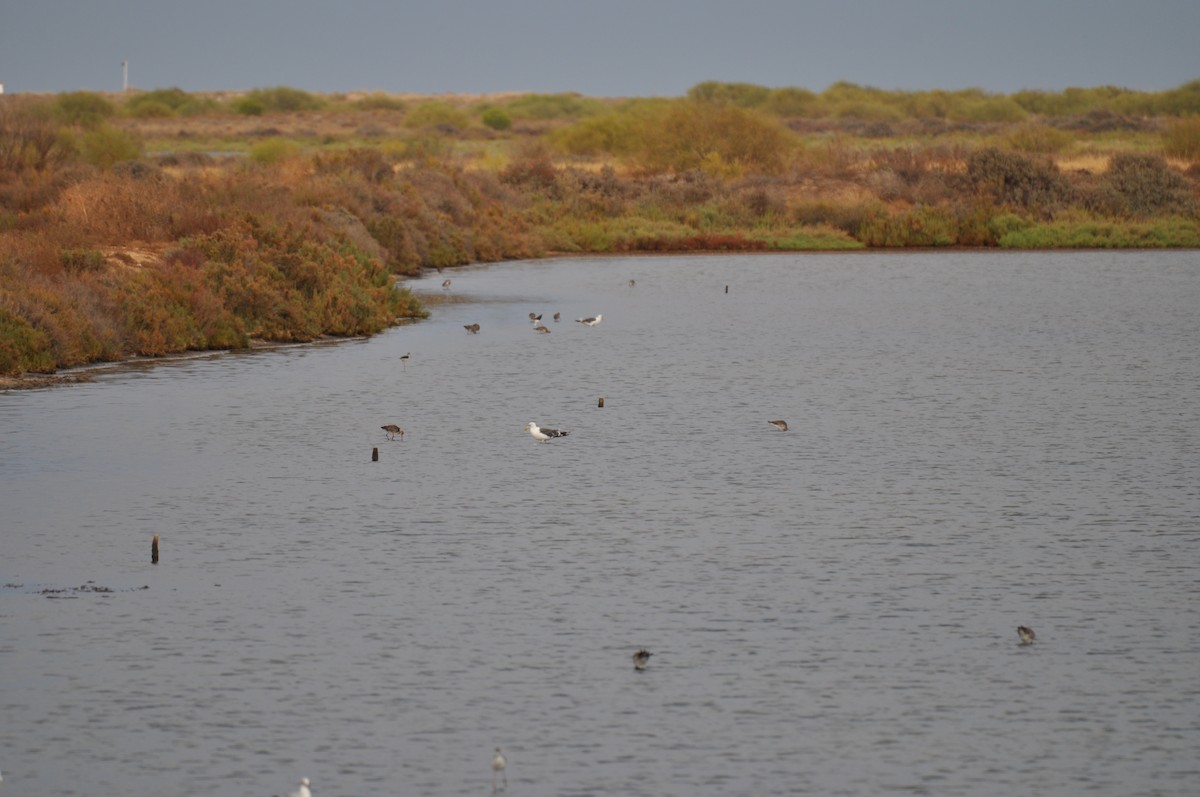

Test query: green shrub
[125,88,191,116]
[248,138,299,164]
[1096,153,1194,217]
[954,95,1028,123]
[504,93,603,120]
[232,97,266,116]
[481,108,513,131]
[239,86,326,112]
[856,206,958,247]
[763,87,819,117]
[55,91,116,128]
[79,125,143,169]
[629,102,794,175]
[128,100,174,119]
[551,112,639,156]
[998,217,1200,248]
[404,102,471,130]
[966,147,1072,215]
[351,93,406,111]
[0,307,56,375]
[61,249,106,273]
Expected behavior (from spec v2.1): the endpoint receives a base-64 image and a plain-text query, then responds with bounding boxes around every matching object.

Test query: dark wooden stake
[598,397,605,408]
[725,285,729,294]
[151,534,159,564]
[372,447,379,462]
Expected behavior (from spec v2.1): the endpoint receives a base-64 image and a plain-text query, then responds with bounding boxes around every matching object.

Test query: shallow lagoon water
[2,251,1199,796]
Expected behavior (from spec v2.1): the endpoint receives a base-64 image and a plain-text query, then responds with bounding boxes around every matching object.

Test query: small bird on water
[283,777,311,797]
[553,312,561,322]
[529,312,542,323]
[525,421,568,442]
[769,420,789,432]
[491,748,507,791]
[464,323,481,334]
[442,279,452,288]
[633,649,653,670]
[576,314,603,327]
[1017,626,1036,645]
[381,424,404,441]
[534,323,551,334]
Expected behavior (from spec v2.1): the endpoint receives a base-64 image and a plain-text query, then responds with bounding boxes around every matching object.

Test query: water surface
[2,251,1198,796]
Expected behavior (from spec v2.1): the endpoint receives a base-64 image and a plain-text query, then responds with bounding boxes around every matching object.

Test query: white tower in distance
[122,61,128,92]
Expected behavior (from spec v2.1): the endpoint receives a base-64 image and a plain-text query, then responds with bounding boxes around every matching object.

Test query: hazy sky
[2,1,1197,97]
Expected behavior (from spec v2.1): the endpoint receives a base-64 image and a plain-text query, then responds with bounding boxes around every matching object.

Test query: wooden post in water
[372,447,379,462]
[725,285,729,294]
[598,397,605,408]
[151,534,159,564]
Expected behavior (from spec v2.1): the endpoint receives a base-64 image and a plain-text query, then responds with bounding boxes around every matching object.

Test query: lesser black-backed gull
[576,314,603,327]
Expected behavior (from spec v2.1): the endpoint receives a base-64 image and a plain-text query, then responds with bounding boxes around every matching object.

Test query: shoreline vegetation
[2,81,1199,384]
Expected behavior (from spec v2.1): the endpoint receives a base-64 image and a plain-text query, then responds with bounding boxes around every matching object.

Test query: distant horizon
[2,1,1197,97]
[6,77,1199,101]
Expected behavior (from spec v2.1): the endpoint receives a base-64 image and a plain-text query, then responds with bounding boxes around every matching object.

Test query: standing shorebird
[491,748,507,792]
[400,352,410,369]
[464,323,481,334]
[553,312,561,322]
[442,279,452,289]
[525,422,568,442]
[768,420,789,432]
[576,314,603,327]
[628,279,637,287]
[529,312,543,323]
[1017,626,1036,645]
[381,424,405,441]
[632,649,653,670]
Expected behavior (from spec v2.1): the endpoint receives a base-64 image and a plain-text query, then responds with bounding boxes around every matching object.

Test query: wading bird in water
[491,748,507,791]
[633,649,653,670]
[769,420,789,432]
[381,424,405,441]
[576,314,603,327]
[1017,626,1036,645]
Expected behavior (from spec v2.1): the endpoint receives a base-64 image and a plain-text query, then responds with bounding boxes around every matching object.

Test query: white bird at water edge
[525,421,569,441]
[576,314,603,326]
